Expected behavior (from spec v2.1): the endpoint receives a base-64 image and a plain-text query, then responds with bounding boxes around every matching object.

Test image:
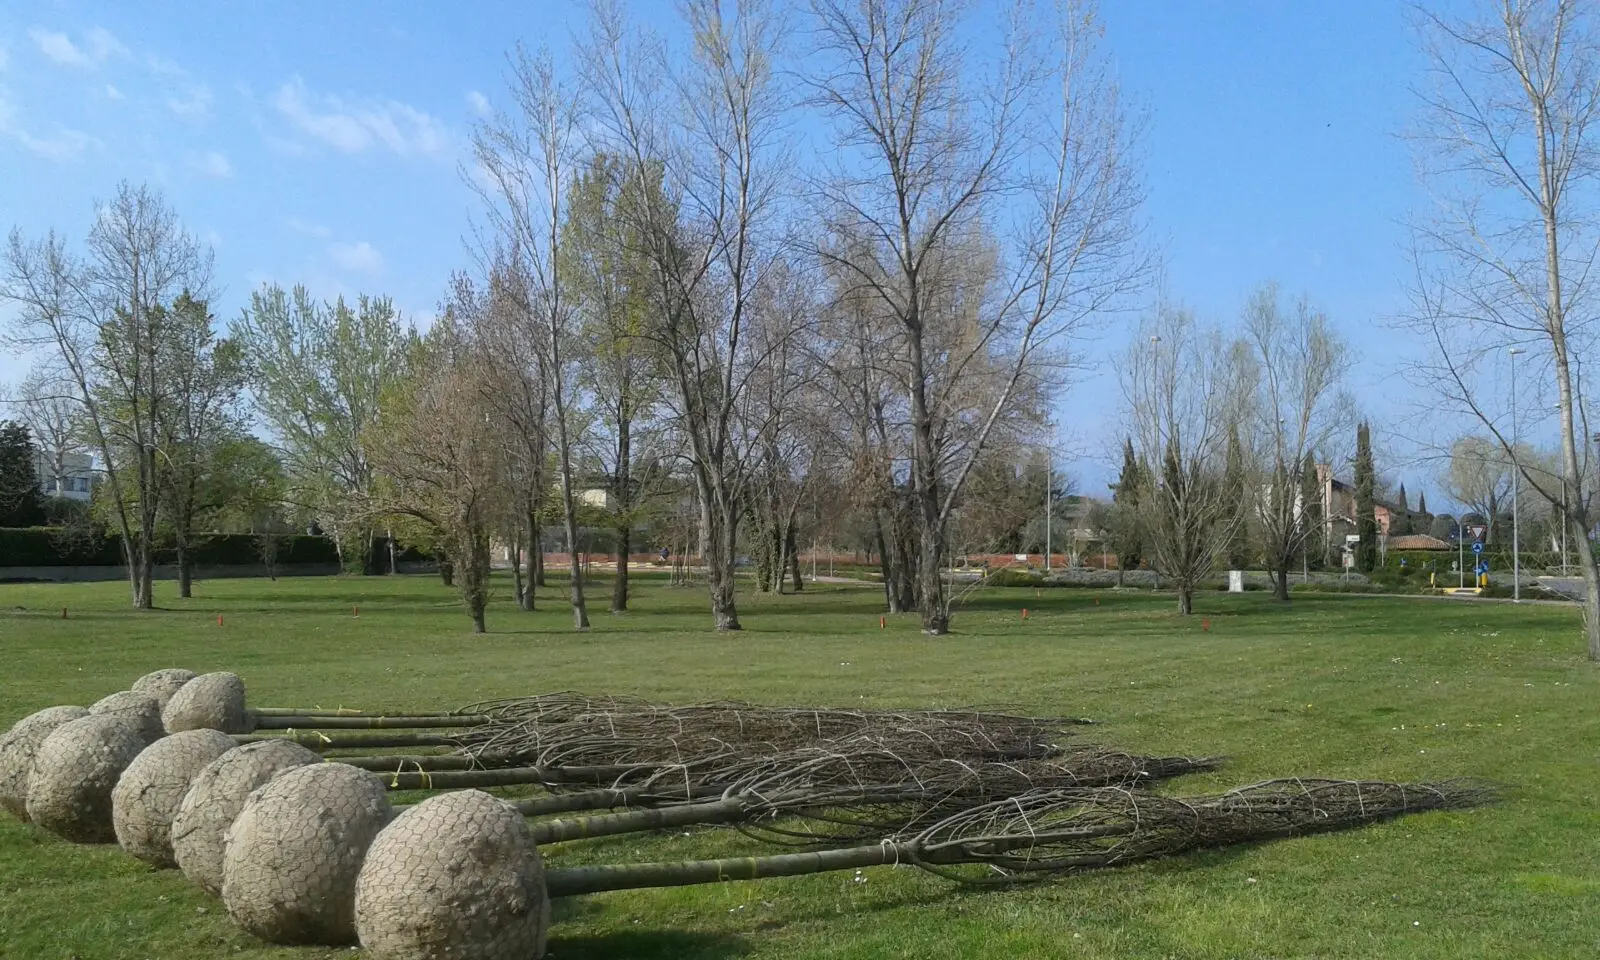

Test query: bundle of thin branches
[453,704,1076,769]
[543,777,1498,896]
[517,748,1226,848]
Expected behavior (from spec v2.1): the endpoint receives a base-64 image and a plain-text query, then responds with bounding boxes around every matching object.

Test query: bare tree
[805,0,1145,633]
[367,317,504,633]
[2,182,213,608]
[1445,435,1517,539]
[579,0,789,631]
[474,44,591,629]
[1122,302,1245,615]
[1407,0,1600,658]
[14,367,82,500]
[1242,283,1351,601]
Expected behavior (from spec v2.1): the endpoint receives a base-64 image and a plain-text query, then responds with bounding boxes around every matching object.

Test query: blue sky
[0,1,1447,496]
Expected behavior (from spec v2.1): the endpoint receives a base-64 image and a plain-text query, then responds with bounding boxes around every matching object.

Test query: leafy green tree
[562,154,667,612]
[234,284,414,573]
[1354,421,1378,572]
[0,421,44,527]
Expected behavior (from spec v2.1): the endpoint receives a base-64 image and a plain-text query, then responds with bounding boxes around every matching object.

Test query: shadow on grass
[545,928,752,960]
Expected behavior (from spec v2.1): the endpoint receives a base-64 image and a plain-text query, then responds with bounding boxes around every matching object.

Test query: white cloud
[0,89,98,160]
[466,90,490,118]
[328,240,385,274]
[272,76,449,157]
[287,217,334,239]
[188,150,232,179]
[104,84,125,100]
[168,84,213,118]
[29,26,126,69]
[29,28,90,67]
[85,27,128,62]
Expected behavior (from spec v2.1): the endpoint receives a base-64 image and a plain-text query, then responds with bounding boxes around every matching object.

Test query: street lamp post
[1510,347,1526,602]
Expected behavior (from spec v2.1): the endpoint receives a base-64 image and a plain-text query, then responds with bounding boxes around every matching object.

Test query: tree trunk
[1272,561,1290,602]
[701,481,742,631]
[1177,584,1193,616]
[874,516,899,613]
[440,558,455,588]
[1574,516,1600,659]
[511,538,525,614]
[787,526,803,593]
[612,522,630,613]
[563,513,590,630]
[178,543,193,599]
[135,538,155,610]
[533,509,547,587]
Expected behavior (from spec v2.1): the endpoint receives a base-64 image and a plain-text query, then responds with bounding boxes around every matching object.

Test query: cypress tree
[1222,425,1250,570]
[1354,422,1379,573]
[1109,438,1145,586]
[0,421,44,527]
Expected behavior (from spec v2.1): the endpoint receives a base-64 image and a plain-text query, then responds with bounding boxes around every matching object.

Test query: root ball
[112,729,236,867]
[25,715,149,842]
[163,672,252,734]
[90,690,167,744]
[131,668,198,708]
[355,790,549,960]
[0,706,90,821]
[222,762,391,945]
[172,739,321,895]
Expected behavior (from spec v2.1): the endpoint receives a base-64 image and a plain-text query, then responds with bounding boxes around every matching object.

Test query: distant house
[34,451,96,502]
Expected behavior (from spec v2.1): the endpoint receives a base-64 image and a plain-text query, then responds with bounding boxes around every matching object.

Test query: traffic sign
[1471,542,1484,555]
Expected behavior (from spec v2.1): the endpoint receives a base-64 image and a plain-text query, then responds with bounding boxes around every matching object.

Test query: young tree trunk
[1272,563,1290,602]
[178,544,193,599]
[612,522,630,613]
[532,508,547,587]
[1178,584,1193,616]
[787,526,803,593]
[522,506,539,608]
[511,538,525,613]
[440,557,455,588]
[135,538,155,610]
[874,518,899,613]
[700,479,742,631]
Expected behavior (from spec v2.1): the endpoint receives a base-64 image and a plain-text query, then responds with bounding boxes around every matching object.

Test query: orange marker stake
[1021,608,1029,620]
[879,616,886,630]
[1201,618,1211,632]
[61,607,68,619]
[217,615,224,627]
[354,606,360,618]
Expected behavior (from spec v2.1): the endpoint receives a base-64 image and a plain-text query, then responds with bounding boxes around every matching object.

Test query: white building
[35,451,96,502]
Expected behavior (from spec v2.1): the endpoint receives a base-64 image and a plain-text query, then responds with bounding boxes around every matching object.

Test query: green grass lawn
[1,574,1597,959]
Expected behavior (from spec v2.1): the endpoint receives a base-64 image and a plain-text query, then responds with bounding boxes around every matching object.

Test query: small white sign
[1227,570,1244,593]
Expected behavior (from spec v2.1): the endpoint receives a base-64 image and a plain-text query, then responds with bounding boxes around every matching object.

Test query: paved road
[1538,577,1586,599]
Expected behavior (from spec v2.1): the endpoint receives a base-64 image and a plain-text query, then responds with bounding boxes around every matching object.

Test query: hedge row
[0,527,342,567]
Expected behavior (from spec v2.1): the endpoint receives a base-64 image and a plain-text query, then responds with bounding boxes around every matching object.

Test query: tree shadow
[544,928,752,960]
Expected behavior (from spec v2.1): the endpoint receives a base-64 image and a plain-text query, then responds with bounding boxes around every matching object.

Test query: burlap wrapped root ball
[163,672,253,734]
[90,690,167,744]
[112,729,235,867]
[172,739,321,895]
[222,762,392,946]
[131,668,197,709]
[355,790,550,960]
[25,715,150,842]
[0,706,90,821]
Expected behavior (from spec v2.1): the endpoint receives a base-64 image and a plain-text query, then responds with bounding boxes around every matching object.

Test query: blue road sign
[1476,560,1489,575]
[1471,542,1484,555]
